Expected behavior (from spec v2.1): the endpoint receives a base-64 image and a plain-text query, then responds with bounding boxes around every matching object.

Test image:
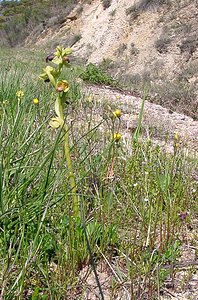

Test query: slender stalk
[133,90,147,143]
[64,123,79,217]
[58,94,79,217]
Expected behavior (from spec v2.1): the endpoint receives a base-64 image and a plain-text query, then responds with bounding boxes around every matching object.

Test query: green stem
[56,94,79,217]
[64,123,79,217]
[54,76,79,217]
[133,89,147,143]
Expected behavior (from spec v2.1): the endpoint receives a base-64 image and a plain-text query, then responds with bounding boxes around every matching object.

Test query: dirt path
[83,83,198,154]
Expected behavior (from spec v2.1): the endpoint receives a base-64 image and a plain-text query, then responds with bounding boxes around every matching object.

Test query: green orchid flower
[53,46,72,66]
[49,116,64,129]
[39,45,79,217]
[39,66,57,87]
[56,80,69,93]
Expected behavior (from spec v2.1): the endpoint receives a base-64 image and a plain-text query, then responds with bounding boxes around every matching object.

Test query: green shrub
[80,63,115,85]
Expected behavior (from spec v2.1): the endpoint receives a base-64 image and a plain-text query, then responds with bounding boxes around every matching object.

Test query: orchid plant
[39,45,79,217]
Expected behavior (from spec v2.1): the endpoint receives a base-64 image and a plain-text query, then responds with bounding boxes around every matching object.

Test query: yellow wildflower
[39,66,57,87]
[113,109,121,118]
[113,133,122,142]
[33,98,39,105]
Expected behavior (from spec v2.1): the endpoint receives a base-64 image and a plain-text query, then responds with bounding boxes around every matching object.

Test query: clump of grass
[117,43,127,55]
[126,0,170,18]
[155,35,171,53]
[130,42,139,56]
[109,8,116,17]
[179,34,198,56]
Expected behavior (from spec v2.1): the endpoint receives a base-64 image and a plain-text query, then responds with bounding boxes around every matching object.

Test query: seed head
[16,90,24,98]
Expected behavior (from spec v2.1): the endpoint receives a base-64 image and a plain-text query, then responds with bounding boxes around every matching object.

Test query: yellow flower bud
[39,66,57,87]
[113,133,122,141]
[33,98,39,105]
[174,132,179,141]
[113,109,121,118]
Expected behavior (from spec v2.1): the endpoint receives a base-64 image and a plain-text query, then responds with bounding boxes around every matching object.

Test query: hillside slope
[25,0,198,119]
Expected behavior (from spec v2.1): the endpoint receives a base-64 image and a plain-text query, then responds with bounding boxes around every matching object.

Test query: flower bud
[33,98,39,105]
[113,109,121,118]
[49,116,64,129]
[174,132,179,141]
[113,133,122,142]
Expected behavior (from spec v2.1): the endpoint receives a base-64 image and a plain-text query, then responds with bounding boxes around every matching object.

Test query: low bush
[80,63,115,85]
